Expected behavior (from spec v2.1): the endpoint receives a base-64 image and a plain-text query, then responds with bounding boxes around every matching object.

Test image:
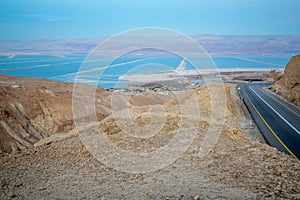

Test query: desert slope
[0,83,299,199]
[0,75,168,153]
[0,75,77,153]
[270,54,300,105]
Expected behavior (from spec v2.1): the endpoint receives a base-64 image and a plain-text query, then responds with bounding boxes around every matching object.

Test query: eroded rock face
[0,75,170,153]
[0,75,110,153]
[0,77,69,153]
[271,54,300,105]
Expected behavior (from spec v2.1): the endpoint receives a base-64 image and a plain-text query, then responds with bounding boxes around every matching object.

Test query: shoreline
[119,67,281,83]
[0,67,278,90]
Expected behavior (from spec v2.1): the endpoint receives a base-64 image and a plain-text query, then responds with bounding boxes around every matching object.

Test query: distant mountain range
[0,35,299,56]
[194,35,300,55]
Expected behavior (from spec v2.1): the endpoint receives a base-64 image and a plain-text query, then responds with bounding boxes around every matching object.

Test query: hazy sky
[0,0,300,40]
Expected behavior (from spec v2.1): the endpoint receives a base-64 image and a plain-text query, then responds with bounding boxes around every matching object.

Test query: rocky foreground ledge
[0,74,299,199]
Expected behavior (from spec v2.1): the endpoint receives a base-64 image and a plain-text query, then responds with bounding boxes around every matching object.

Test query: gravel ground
[1,128,299,199]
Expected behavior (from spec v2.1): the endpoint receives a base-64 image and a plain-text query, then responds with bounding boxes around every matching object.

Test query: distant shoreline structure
[175,58,186,72]
[119,58,283,83]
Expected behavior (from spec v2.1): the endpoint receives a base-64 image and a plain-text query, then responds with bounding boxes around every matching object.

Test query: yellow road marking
[261,88,300,117]
[242,85,299,161]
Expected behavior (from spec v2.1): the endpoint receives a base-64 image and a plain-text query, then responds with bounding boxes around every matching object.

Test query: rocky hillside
[0,75,168,153]
[0,83,299,199]
[0,75,105,153]
[270,54,300,105]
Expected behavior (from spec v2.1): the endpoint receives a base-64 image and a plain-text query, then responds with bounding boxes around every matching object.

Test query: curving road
[239,82,300,160]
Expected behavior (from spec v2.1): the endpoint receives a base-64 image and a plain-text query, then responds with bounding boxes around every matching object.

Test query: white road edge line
[249,86,300,135]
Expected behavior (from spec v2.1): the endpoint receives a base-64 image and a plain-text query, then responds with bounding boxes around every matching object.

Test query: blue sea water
[0,54,290,88]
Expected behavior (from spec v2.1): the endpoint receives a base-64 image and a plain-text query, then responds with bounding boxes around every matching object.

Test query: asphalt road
[239,82,300,160]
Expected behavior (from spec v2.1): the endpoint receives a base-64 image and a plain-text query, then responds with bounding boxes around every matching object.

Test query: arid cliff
[270,54,300,105]
[0,75,109,153]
